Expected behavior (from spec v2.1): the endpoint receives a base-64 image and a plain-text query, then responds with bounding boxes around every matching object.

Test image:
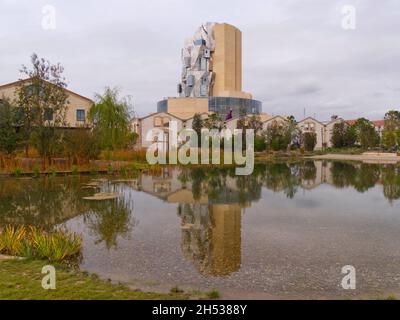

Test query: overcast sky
[0,0,399,120]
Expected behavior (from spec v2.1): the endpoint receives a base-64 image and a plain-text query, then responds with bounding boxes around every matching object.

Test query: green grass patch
[206,289,220,299]
[0,259,188,300]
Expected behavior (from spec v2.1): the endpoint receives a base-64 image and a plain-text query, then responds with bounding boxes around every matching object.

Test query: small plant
[13,167,22,177]
[170,286,184,294]
[30,227,82,262]
[90,165,98,176]
[49,166,57,177]
[119,166,128,176]
[206,289,220,299]
[107,164,114,175]
[32,165,40,178]
[71,165,79,175]
[0,225,82,263]
[0,225,26,255]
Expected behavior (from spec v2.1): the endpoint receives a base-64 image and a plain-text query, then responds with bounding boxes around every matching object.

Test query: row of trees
[332,111,400,150]
[191,111,317,152]
[193,109,400,153]
[0,54,136,167]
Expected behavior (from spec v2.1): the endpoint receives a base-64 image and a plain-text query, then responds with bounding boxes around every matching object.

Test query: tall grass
[100,149,148,162]
[0,225,82,263]
[0,225,26,256]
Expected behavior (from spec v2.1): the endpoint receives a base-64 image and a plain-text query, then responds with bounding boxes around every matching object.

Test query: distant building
[0,78,93,128]
[296,117,345,149]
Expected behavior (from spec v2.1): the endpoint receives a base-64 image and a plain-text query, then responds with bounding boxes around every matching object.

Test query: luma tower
[157,22,262,120]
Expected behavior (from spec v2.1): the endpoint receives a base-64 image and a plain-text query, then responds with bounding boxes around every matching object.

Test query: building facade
[0,78,93,128]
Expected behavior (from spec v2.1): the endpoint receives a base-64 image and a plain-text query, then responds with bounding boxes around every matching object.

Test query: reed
[0,225,82,263]
[0,225,26,256]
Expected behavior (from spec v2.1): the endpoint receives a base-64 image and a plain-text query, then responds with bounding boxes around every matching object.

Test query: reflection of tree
[0,176,88,229]
[190,168,207,200]
[353,164,380,192]
[235,174,262,205]
[382,165,400,202]
[331,162,357,188]
[300,161,317,181]
[84,196,136,249]
[331,162,381,193]
[262,163,300,198]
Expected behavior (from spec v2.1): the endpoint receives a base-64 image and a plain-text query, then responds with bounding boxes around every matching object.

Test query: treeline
[331,112,400,150]
[192,113,316,152]
[0,54,137,168]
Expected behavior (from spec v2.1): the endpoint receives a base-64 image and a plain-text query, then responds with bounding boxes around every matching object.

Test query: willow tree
[89,87,133,151]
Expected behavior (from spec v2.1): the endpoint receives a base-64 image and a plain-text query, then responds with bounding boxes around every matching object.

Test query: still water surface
[1,160,400,298]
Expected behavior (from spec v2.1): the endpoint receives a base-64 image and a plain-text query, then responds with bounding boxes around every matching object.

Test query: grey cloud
[0,0,399,120]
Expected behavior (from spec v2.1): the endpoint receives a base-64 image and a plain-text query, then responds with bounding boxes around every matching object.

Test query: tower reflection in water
[178,203,242,276]
[137,166,262,276]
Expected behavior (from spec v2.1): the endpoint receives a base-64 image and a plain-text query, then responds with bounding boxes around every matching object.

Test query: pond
[1,160,400,299]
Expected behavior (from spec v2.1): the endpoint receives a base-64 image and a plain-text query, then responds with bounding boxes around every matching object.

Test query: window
[154,116,163,127]
[76,109,85,122]
[163,117,170,127]
[24,84,45,97]
[44,108,53,121]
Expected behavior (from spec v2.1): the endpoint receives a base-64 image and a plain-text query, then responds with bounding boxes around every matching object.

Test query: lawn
[0,259,188,300]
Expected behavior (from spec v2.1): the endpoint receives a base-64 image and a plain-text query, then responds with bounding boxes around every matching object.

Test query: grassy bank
[0,258,188,300]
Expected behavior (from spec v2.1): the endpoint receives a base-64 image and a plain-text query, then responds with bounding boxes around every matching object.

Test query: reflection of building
[133,166,255,276]
[177,202,242,276]
[207,204,241,275]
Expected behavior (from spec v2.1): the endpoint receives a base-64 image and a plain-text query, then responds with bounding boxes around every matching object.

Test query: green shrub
[90,165,99,176]
[170,286,184,294]
[0,225,26,256]
[254,136,267,152]
[207,289,220,299]
[0,225,82,263]
[119,166,128,176]
[71,165,79,175]
[13,167,22,177]
[32,165,40,178]
[49,166,57,177]
[107,164,114,175]
[303,132,317,151]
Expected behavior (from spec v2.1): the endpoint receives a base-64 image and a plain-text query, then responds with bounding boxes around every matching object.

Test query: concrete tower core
[158,22,261,120]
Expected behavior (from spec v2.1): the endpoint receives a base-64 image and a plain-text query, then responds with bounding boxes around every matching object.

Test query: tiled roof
[345,119,385,127]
